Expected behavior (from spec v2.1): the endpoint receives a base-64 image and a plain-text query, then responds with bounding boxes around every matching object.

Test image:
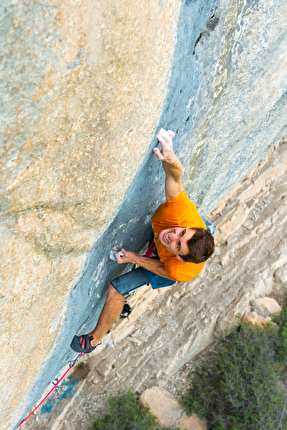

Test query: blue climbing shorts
[111,264,175,296]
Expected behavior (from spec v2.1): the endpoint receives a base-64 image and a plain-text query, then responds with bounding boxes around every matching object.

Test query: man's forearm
[163,155,182,181]
[153,128,183,200]
[131,253,173,280]
[163,155,183,200]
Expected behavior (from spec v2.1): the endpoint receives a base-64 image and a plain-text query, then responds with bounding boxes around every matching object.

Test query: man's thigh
[111,267,175,296]
[111,268,150,296]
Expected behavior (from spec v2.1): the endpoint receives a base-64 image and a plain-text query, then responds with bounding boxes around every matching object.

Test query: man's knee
[106,283,124,302]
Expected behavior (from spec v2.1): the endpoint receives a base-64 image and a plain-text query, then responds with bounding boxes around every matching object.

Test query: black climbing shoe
[70,334,102,353]
[120,303,132,318]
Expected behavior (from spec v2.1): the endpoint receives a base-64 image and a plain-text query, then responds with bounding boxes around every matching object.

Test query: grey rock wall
[22,137,287,430]
[1,0,287,429]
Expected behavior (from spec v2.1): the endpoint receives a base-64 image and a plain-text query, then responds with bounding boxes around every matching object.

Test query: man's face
[158,227,195,258]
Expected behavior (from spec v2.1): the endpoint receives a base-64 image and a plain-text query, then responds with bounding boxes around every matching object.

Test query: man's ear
[176,255,185,262]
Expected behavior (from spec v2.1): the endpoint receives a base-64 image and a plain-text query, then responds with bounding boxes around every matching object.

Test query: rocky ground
[22,138,287,430]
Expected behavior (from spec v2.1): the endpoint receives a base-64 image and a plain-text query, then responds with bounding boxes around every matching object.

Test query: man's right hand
[153,128,176,164]
[153,128,183,200]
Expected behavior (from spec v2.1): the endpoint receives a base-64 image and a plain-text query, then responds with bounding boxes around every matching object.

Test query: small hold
[107,339,114,349]
[109,251,117,261]
[109,250,124,261]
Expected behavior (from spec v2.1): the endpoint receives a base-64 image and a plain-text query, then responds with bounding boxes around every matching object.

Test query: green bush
[182,321,287,430]
[274,305,287,363]
[92,390,179,430]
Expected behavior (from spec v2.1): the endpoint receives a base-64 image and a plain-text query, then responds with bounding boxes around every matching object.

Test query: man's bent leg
[70,269,150,353]
[88,283,125,347]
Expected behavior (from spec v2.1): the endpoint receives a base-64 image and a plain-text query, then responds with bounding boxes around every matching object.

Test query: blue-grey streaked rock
[1,0,287,428]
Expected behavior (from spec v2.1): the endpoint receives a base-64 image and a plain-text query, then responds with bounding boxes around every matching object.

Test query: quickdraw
[52,379,60,399]
[16,352,85,429]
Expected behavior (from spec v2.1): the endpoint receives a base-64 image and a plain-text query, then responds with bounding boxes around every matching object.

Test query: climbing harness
[144,239,155,258]
[16,352,85,429]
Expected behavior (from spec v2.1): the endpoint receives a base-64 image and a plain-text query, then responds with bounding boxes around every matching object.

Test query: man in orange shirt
[71,128,215,353]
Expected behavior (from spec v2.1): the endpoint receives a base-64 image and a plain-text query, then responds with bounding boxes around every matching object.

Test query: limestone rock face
[1,1,181,427]
[274,266,287,284]
[19,130,287,430]
[139,386,207,430]
[2,0,287,428]
[251,298,282,317]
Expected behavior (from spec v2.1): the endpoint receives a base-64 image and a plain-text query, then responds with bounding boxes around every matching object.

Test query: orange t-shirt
[151,191,207,282]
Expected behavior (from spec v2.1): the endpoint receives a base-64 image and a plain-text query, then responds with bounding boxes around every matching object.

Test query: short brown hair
[180,228,215,263]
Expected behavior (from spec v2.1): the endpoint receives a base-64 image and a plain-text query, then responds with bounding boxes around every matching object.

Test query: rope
[16,352,84,428]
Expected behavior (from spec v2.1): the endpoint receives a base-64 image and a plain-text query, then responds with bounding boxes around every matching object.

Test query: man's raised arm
[153,128,183,200]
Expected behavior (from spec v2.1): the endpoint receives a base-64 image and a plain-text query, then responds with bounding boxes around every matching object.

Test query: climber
[70,128,215,353]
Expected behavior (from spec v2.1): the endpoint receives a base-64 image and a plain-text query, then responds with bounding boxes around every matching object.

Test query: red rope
[17,353,84,428]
